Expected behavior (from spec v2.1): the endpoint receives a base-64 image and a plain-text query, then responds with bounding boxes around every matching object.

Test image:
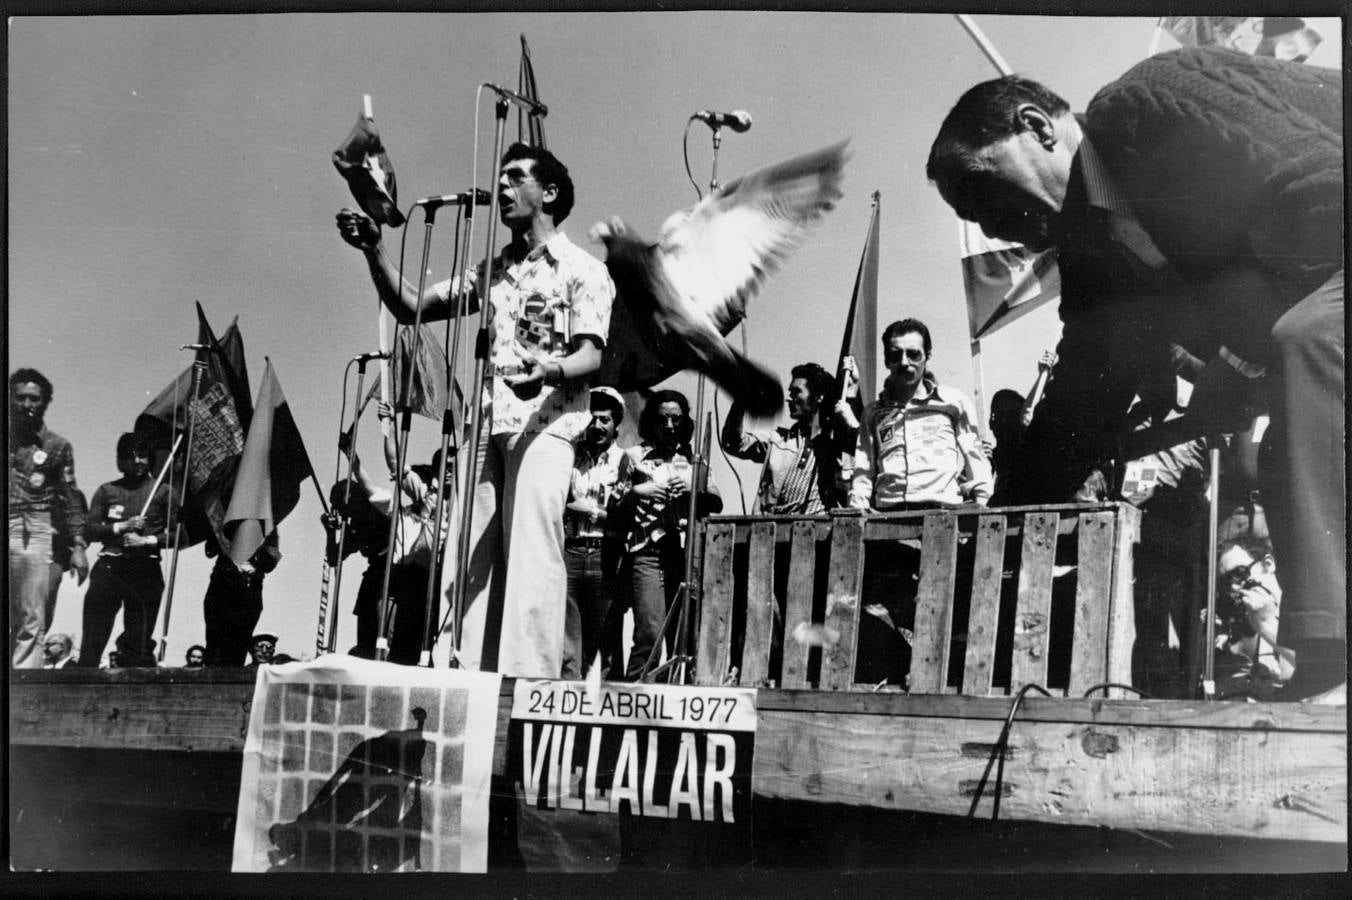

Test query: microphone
[180,343,218,352]
[353,350,390,363]
[693,110,753,133]
[482,83,548,117]
[414,189,491,210]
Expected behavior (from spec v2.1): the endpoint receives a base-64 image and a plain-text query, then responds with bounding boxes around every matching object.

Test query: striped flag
[225,359,316,567]
[960,221,1060,341]
[838,193,879,402]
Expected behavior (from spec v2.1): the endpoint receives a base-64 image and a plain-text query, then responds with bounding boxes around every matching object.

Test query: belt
[565,535,607,549]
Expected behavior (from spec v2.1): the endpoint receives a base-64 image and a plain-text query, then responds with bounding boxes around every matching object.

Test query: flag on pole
[362,322,453,423]
[225,359,316,567]
[136,303,252,548]
[517,34,547,149]
[960,221,1060,341]
[837,192,880,402]
[333,112,406,228]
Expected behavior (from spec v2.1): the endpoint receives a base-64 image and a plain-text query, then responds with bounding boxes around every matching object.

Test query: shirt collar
[1075,132,1133,219]
[882,370,943,405]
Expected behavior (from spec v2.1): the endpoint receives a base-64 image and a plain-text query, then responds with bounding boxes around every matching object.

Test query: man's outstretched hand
[336,208,381,250]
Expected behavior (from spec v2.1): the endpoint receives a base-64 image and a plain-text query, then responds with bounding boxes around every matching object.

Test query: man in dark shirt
[927,48,1343,695]
[203,531,281,666]
[9,368,88,668]
[78,432,172,668]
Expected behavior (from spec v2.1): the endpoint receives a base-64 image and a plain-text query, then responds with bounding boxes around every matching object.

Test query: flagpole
[155,352,207,664]
[971,338,990,444]
[955,14,1014,76]
[137,434,184,518]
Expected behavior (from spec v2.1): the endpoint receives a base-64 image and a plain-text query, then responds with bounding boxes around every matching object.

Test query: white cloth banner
[231,655,502,873]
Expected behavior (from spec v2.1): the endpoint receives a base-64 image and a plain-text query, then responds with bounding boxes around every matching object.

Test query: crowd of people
[11,47,1342,701]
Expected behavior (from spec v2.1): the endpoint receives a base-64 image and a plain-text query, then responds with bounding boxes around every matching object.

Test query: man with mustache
[337,144,615,678]
[9,368,88,668]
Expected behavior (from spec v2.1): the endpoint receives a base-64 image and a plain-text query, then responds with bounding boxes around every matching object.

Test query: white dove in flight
[590,140,848,417]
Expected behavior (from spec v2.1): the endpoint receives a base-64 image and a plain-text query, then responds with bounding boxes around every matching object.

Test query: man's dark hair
[789,362,836,405]
[116,432,151,458]
[639,389,693,447]
[501,142,575,225]
[590,390,625,426]
[882,318,932,357]
[1218,535,1275,562]
[990,389,1025,413]
[926,75,1071,191]
[186,643,206,657]
[10,368,53,402]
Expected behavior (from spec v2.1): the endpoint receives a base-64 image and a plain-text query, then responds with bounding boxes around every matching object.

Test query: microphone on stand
[693,110,753,133]
[414,189,492,210]
[353,350,390,363]
[482,83,548,117]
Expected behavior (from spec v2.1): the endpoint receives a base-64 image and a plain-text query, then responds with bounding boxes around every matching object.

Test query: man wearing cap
[248,633,277,667]
[77,432,171,668]
[562,387,629,679]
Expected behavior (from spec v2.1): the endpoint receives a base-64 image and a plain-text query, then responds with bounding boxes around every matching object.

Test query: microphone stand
[417,201,473,667]
[317,355,375,656]
[155,350,207,664]
[446,97,512,669]
[374,202,445,663]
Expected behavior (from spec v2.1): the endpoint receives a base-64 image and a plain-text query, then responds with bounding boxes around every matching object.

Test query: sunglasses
[501,168,537,187]
[1221,559,1261,587]
[885,347,926,364]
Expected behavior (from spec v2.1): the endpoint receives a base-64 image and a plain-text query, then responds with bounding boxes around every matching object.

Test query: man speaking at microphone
[336,144,614,679]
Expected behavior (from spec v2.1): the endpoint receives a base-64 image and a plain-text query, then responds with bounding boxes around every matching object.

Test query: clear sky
[9,12,1340,661]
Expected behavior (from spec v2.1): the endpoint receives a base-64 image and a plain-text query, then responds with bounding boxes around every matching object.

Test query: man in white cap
[562,387,628,679]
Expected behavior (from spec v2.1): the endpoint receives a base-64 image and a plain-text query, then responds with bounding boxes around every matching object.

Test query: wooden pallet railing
[693,503,1141,696]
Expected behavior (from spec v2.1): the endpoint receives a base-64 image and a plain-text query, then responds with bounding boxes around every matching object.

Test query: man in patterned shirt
[9,368,88,668]
[336,143,615,678]
[562,387,628,679]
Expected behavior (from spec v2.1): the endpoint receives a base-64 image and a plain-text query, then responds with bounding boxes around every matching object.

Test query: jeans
[562,540,621,679]
[9,513,54,668]
[623,536,687,681]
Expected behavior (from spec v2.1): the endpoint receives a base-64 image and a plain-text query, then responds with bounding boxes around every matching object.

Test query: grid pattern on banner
[251,680,470,872]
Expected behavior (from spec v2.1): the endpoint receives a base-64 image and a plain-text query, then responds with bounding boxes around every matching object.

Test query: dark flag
[136,303,252,548]
[333,112,406,228]
[837,192,880,404]
[517,34,548,149]
[225,359,316,568]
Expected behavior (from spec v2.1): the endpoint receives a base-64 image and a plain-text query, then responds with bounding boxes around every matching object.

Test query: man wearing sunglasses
[336,144,615,679]
[849,318,991,512]
[1213,536,1295,700]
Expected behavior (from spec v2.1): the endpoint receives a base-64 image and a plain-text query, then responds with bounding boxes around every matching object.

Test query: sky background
[9,12,1341,661]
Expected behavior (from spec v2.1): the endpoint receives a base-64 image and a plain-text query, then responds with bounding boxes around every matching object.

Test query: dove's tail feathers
[719,347,784,419]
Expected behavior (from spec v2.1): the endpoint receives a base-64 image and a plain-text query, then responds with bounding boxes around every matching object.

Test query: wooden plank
[1068,511,1116,696]
[909,513,960,695]
[751,707,1347,843]
[819,517,866,690]
[1011,512,1059,691]
[780,520,820,689]
[695,521,737,686]
[1107,505,1142,698]
[962,514,1007,696]
[741,521,778,686]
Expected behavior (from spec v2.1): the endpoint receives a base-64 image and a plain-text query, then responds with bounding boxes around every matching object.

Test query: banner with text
[232,656,501,873]
[510,680,757,825]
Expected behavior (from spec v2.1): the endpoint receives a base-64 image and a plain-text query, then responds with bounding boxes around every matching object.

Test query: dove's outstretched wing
[658,139,848,334]
[594,141,848,414]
